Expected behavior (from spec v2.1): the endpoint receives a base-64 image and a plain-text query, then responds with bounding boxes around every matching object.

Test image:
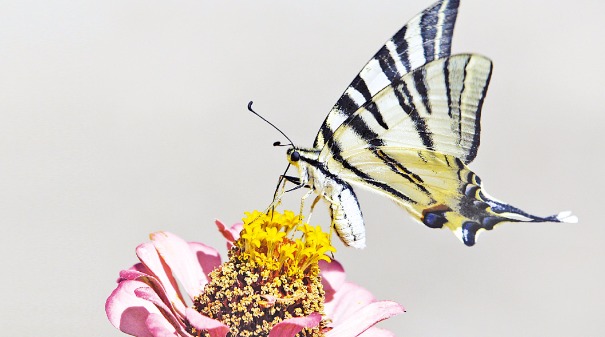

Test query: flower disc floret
[193,210,338,336]
[236,210,336,276]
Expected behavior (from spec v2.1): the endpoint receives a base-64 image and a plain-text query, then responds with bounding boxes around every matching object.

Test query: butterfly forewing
[319,54,492,165]
[313,0,460,149]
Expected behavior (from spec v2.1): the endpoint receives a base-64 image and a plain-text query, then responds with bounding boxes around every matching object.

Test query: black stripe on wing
[322,139,417,204]
[372,148,432,199]
[394,78,435,150]
[314,0,460,148]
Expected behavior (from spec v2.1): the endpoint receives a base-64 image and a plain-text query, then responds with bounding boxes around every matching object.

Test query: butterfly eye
[291,151,300,162]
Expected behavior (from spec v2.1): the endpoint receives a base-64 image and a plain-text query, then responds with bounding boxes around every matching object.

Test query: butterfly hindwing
[314,0,460,149]
[330,146,572,246]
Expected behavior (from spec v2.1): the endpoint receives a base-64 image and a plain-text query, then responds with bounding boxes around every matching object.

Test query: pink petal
[358,327,396,337]
[118,263,152,282]
[260,294,277,307]
[185,308,230,337]
[188,242,221,281]
[215,220,242,249]
[326,301,404,337]
[130,262,152,274]
[119,268,150,281]
[324,282,376,324]
[268,313,322,337]
[105,280,160,337]
[117,266,190,327]
[214,220,235,242]
[145,313,180,337]
[135,287,189,334]
[150,232,207,300]
[137,242,187,316]
[319,260,346,301]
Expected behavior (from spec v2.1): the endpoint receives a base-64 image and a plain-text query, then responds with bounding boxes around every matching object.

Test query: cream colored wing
[326,146,576,246]
[318,54,492,166]
[314,0,461,149]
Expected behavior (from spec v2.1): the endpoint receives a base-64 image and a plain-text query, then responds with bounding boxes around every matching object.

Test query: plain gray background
[1,0,603,336]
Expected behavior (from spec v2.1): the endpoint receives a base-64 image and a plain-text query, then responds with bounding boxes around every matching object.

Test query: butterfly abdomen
[325,182,366,249]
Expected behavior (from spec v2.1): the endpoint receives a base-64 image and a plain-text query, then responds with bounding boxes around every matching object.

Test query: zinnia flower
[106,210,404,336]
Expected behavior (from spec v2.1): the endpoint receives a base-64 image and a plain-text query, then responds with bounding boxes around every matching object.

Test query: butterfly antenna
[248,101,294,146]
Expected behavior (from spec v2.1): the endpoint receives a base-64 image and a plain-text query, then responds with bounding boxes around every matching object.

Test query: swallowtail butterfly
[266,0,577,248]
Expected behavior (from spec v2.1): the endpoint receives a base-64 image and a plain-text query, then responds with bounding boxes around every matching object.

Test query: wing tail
[417,173,578,246]
[484,198,578,223]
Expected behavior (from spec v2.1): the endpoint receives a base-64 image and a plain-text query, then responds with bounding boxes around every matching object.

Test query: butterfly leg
[306,195,322,225]
[282,175,301,186]
[265,173,293,220]
[298,189,316,222]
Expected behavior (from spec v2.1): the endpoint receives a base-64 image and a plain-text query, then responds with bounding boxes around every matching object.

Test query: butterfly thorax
[287,147,366,248]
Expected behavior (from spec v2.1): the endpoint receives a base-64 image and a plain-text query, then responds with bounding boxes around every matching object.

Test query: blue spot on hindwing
[461,221,481,246]
[423,212,448,228]
[481,216,503,229]
[422,205,452,229]
[464,184,480,197]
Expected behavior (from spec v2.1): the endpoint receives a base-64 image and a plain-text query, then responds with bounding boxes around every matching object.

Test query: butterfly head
[274,142,300,165]
[284,147,319,187]
[285,149,321,191]
[285,147,320,165]
[286,147,301,164]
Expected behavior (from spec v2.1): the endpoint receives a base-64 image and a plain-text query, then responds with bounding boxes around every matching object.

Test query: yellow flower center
[192,210,336,337]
